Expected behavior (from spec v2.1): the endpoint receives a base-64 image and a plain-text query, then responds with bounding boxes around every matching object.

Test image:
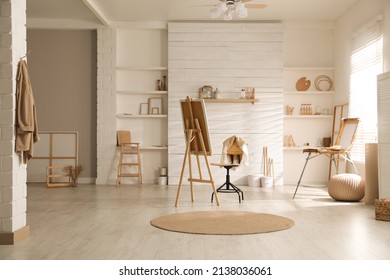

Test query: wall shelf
[117,90,168,95]
[117,114,167,119]
[283,146,319,151]
[116,66,168,71]
[203,98,259,104]
[116,28,168,184]
[284,115,333,119]
[283,66,334,185]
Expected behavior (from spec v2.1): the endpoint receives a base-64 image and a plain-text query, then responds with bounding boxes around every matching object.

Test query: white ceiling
[27,0,361,26]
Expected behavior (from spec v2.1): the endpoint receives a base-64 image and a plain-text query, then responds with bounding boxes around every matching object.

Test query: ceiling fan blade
[245,3,267,9]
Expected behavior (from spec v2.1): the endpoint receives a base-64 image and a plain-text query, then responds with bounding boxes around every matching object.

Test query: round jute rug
[150,211,294,235]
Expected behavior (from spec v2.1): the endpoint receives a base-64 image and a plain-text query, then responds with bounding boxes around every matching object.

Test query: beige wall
[26,30,97,181]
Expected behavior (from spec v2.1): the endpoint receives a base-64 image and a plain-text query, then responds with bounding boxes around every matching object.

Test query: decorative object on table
[374,198,390,222]
[322,137,331,147]
[214,88,221,99]
[63,165,84,187]
[286,105,294,115]
[148,97,163,115]
[245,87,255,99]
[240,88,246,99]
[139,103,149,115]
[300,103,313,115]
[314,106,322,115]
[316,137,323,147]
[296,77,311,91]
[199,85,213,99]
[261,146,274,188]
[156,79,163,91]
[284,134,296,147]
[328,173,365,202]
[314,75,333,91]
[162,75,167,91]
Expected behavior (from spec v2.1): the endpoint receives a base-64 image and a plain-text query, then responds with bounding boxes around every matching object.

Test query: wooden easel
[175,97,220,207]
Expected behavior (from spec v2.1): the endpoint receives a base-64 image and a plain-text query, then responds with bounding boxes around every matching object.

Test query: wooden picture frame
[180,97,212,155]
[151,107,159,115]
[148,97,162,115]
[139,103,149,115]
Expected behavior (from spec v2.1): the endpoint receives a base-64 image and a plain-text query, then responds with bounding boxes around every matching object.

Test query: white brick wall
[0,0,28,233]
[96,28,117,185]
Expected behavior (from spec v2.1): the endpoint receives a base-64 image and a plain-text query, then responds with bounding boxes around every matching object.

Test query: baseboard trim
[0,225,30,245]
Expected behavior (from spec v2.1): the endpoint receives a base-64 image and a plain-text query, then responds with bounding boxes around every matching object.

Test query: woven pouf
[328,173,365,202]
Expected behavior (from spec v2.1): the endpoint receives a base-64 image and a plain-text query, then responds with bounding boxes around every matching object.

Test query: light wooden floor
[1,182,389,260]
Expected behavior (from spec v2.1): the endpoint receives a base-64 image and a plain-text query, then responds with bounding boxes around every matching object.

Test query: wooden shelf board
[116,66,168,71]
[47,174,70,178]
[283,146,320,151]
[284,115,333,119]
[117,114,167,119]
[204,98,259,104]
[117,90,168,95]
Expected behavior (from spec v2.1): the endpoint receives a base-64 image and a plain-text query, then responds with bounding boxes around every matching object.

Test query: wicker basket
[375,198,390,222]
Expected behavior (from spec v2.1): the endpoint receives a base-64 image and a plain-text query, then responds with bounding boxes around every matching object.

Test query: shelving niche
[283,67,334,185]
[116,28,168,184]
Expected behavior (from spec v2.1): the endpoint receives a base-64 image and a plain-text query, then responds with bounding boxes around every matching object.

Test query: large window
[349,16,383,162]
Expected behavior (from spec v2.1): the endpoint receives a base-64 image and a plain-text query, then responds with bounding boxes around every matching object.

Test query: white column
[0,0,29,245]
[96,28,117,185]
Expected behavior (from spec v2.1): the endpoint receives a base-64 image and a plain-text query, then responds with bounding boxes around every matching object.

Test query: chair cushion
[328,173,365,202]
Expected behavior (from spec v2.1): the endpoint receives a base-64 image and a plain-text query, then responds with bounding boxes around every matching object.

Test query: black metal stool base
[211,165,244,203]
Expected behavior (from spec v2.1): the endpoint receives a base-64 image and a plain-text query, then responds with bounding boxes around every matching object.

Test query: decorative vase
[214,88,221,99]
[162,76,167,91]
[157,79,163,91]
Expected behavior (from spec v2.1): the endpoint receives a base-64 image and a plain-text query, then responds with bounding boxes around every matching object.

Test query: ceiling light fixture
[210,0,248,21]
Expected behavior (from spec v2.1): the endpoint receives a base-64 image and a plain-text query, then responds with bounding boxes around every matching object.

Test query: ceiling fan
[208,0,267,20]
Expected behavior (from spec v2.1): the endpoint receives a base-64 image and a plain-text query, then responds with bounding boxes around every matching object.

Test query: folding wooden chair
[293,118,359,198]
